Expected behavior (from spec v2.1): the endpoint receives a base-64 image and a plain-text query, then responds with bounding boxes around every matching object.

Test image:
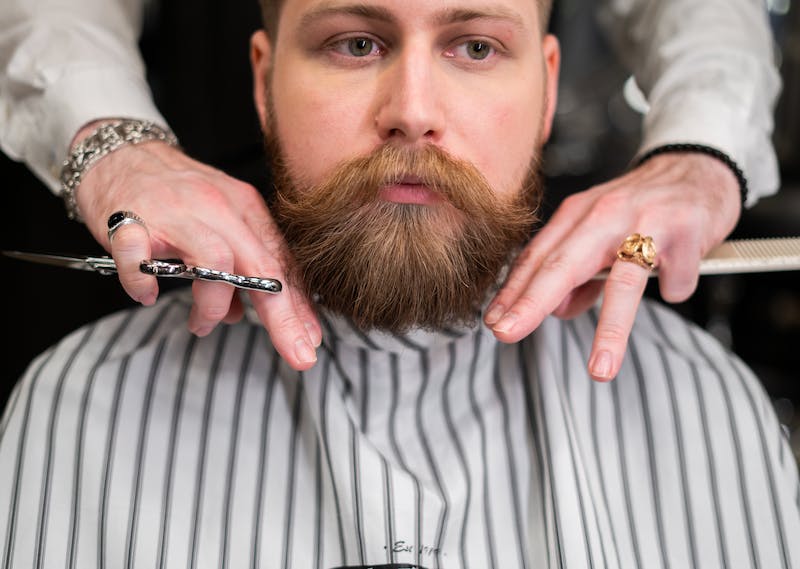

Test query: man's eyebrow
[298,3,527,32]
[299,3,397,29]
[432,6,527,31]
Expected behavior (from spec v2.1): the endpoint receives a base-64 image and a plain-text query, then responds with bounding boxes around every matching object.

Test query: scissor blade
[2,251,280,292]
[2,250,103,272]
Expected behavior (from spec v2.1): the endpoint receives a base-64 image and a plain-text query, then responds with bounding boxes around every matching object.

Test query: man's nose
[374,48,445,144]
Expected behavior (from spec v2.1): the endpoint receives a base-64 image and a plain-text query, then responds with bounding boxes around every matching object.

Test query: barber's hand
[484,152,741,381]
[74,135,321,371]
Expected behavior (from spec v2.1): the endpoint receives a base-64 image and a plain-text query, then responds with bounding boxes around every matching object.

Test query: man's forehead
[278,0,541,33]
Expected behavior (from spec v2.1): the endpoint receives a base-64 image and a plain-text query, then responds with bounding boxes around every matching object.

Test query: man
[0,0,782,382]
[1,1,797,569]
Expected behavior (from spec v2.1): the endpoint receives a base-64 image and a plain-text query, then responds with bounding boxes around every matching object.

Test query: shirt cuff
[637,90,780,209]
[1,66,167,194]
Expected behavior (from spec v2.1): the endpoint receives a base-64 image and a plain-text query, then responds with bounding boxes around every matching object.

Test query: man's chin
[285,209,511,334]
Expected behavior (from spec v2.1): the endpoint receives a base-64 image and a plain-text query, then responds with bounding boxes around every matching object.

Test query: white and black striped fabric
[1,289,798,569]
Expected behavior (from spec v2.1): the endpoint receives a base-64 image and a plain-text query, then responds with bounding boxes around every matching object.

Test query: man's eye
[446,40,498,62]
[325,36,384,60]
[465,40,493,60]
[345,37,377,57]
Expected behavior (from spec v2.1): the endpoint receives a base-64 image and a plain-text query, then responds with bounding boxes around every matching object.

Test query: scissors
[2,251,282,294]
[5,236,799,292]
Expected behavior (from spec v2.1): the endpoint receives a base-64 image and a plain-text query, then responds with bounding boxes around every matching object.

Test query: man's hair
[259,0,553,41]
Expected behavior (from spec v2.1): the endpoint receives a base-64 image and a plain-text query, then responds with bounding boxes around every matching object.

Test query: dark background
[2,1,798,462]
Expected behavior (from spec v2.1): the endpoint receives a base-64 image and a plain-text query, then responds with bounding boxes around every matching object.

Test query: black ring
[107,210,147,242]
[107,210,129,229]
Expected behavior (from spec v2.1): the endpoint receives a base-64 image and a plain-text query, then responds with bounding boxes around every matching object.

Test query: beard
[266,132,543,334]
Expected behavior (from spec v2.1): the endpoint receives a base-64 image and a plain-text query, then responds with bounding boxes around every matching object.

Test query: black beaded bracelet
[635,143,748,206]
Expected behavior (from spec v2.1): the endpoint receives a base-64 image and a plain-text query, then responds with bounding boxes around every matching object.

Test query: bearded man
[1,1,798,568]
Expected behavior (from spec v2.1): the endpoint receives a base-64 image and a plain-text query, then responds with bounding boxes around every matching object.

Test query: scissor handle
[188,266,282,294]
[139,259,282,294]
[139,259,188,276]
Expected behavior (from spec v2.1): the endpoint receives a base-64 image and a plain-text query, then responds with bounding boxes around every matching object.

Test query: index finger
[236,209,321,371]
[488,230,617,343]
[247,271,320,371]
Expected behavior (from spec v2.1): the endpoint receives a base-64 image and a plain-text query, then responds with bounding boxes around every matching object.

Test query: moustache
[284,143,526,219]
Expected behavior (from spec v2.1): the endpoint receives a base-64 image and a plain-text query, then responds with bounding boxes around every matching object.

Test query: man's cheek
[485,120,541,193]
[277,102,372,170]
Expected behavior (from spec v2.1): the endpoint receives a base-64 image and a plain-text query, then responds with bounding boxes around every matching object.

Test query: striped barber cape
[1,288,798,569]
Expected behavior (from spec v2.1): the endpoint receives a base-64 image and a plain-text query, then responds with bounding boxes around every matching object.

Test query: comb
[697,237,800,275]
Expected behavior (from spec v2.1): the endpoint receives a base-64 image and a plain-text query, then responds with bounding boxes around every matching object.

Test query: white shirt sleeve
[0,0,167,194]
[597,0,783,207]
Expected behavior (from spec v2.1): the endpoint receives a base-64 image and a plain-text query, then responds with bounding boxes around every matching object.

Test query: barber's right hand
[74,134,321,371]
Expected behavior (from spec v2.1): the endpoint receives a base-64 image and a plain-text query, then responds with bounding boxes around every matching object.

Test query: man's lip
[378,181,443,205]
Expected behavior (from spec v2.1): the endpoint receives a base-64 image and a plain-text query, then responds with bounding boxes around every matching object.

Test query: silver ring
[107,210,147,242]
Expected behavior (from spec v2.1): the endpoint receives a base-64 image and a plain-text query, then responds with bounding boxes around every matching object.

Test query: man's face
[251,0,560,332]
[255,0,558,199]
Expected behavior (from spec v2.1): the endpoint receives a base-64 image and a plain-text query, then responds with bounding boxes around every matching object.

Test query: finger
[110,221,158,305]
[252,240,321,348]
[552,279,604,320]
[656,237,702,303]
[244,261,319,370]
[223,292,245,325]
[151,182,319,370]
[155,204,317,369]
[290,284,322,347]
[488,235,616,343]
[250,290,319,371]
[191,205,317,370]
[175,226,238,336]
[240,204,322,352]
[484,243,544,326]
[485,194,595,325]
[215,178,322,343]
[587,259,650,382]
[188,281,236,336]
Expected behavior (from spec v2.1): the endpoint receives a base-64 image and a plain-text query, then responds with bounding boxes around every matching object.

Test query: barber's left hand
[484,152,741,381]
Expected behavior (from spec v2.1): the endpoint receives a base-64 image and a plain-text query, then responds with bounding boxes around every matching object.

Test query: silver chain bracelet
[59,119,180,222]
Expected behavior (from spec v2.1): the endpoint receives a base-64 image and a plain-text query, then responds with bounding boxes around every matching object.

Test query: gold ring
[616,233,656,270]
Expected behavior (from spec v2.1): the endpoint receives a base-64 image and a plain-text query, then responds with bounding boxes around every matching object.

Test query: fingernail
[295,339,317,364]
[139,294,157,306]
[193,325,212,338]
[305,322,322,347]
[590,350,613,380]
[493,312,518,334]
[485,304,505,325]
